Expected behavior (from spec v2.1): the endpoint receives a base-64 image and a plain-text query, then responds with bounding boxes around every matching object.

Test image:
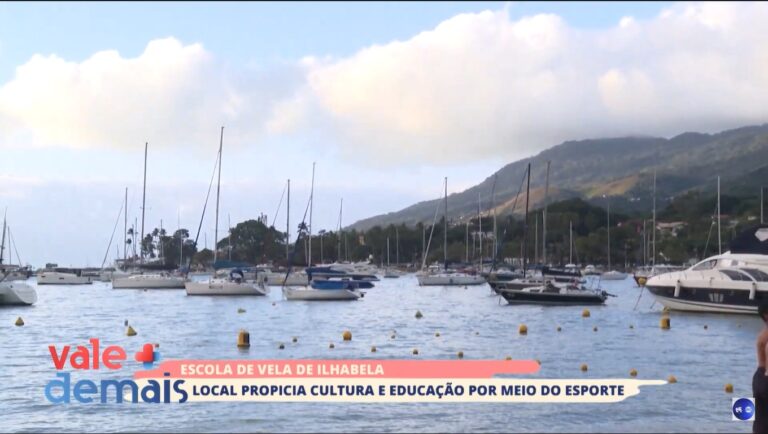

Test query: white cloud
[270,2,768,164]
[3,3,768,165]
[0,37,301,151]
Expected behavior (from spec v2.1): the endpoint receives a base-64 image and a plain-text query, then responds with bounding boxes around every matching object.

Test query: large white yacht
[646,226,768,314]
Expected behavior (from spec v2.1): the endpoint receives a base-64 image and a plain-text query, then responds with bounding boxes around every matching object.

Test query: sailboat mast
[309,162,315,265]
[395,226,399,265]
[140,142,147,265]
[387,237,390,268]
[124,187,128,263]
[338,198,343,262]
[465,221,469,263]
[227,214,232,261]
[286,179,290,261]
[522,164,531,277]
[178,210,182,268]
[717,175,721,255]
[443,177,448,271]
[543,160,550,266]
[478,192,482,268]
[569,220,573,265]
[0,209,6,265]
[606,196,611,270]
[652,169,656,267]
[214,127,223,265]
[491,174,498,268]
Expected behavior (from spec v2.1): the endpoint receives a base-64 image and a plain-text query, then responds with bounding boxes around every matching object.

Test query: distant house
[656,221,687,237]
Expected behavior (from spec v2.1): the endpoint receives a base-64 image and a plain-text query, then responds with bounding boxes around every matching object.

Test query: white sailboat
[600,194,627,281]
[113,143,185,289]
[283,163,362,301]
[417,177,485,286]
[37,268,93,285]
[185,127,267,296]
[0,213,36,305]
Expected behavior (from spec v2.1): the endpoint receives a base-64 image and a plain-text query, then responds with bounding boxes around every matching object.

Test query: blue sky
[1,1,764,267]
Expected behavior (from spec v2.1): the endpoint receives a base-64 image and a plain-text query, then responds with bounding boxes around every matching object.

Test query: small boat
[112,273,186,289]
[263,270,309,286]
[601,270,628,281]
[583,265,600,276]
[500,281,608,306]
[282,285,362,301]
[0,280,37,305]
[185,279,268,296]
[37,268,93,285]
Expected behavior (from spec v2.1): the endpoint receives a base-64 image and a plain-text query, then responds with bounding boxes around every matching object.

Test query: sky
[0,1,767,267]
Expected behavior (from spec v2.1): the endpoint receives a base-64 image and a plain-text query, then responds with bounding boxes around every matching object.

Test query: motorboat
[0,280,37,305]
[633,264,685,286]
[646,225,768,314]
[500,281,608,306]
[112,273,185,289]
[37,268,93,285]
[306,265,379,282]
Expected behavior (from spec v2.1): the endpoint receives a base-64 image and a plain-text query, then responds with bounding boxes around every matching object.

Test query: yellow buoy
[278,343,285,350]
[580,363,588,372]
[593,326,598,332]
[457,351,464,359]
[435,332,440,337]
[519,324,528,335]
[415,310,423,319]
[582,309,590,318]
[637,276,647,286]
[556,326,562,332]
[667,375,677,384]
[342,330,352,341]
[660,316,671,330]
[126,325,137,337]
[725,383,734,393]
[14,317,24,326]
[329,342,335,349]
[412,348,419,355]
[630,369,638,377]
[237,308,246,314]
[292,336,298,343]
[371,346,377,353]
[505,356,512,361]
[237,330,249,348]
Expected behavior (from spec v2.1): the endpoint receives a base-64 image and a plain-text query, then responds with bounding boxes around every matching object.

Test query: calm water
[0,275,759,433]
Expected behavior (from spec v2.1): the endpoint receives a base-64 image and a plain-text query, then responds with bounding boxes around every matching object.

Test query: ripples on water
[0,276,759,433]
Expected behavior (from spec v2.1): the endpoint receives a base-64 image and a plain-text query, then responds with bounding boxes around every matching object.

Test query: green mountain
[350,124,768,230]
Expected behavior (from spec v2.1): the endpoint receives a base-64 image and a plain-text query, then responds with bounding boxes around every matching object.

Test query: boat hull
[416,275,486,286]
[601,271,628,281]
[500,289,606,306]
[0,282,37,305]
[37,273,93,285]
[112,276,186,289]
[185,281,268,296]
[646,284,759,314]
[282,287,361,301]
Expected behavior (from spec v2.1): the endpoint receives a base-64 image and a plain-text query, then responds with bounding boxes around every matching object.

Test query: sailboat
[601,194,628,281]
[417,177,486,286]
[113,143,185,289]
[0,213,37,305]
[185,127,267,296]
[283,164,362,301]
[263,179,310,286]
[498,163,608,305]
[383,236,402,278]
